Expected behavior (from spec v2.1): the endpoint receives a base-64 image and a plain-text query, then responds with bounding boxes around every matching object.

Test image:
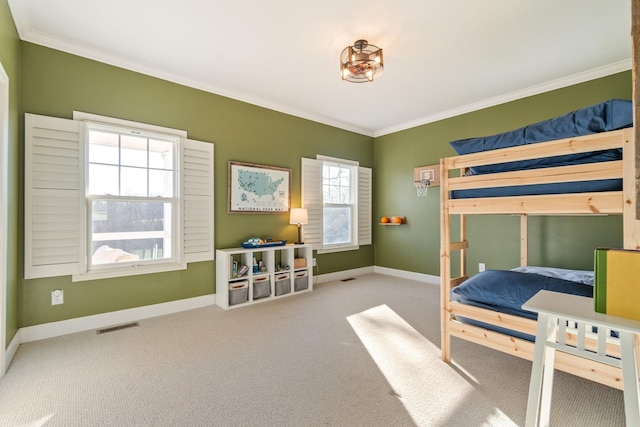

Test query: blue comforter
[451,270,595,341]
[448,99,632,175]
[451,270,593,319]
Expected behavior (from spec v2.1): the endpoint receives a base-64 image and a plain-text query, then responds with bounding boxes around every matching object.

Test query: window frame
[25,112,214,281]
[73,112,188,281]
[319,156,359,252]
[84,121,180,272]
[301,155,371,254]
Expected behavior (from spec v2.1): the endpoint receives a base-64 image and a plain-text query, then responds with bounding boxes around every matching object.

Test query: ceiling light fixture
[340,39,384,83]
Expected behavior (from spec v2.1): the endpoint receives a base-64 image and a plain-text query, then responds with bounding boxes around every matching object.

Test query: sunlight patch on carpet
[15,414,54,427]
[347,305,516,426]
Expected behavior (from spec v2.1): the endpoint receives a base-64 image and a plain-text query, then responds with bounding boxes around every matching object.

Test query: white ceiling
[8,0,632,137]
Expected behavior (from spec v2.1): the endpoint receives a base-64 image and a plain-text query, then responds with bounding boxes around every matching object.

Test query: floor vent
[96,322,140,335]
[341,277,356,282]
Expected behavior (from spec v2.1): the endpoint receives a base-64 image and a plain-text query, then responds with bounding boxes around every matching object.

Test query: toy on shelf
[241,237,287,248]
[237,265,249,277]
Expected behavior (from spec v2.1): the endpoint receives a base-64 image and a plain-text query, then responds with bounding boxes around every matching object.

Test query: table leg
[619,331,640,426]
[539,345,556,426]
[526,314,557,427]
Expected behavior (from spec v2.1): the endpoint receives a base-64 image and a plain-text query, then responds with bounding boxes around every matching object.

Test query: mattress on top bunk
[449,178,621,199]
[448,99,632,176]
[450,269,594,341]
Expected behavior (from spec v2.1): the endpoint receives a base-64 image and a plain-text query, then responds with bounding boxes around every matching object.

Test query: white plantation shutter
[181,139,214,263]
[358,166,372,245]
[25,113,215,280]
[301,157,323,250]
[25,114,85,279]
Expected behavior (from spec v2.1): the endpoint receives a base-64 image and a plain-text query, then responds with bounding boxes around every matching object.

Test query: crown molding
[374,59,632,137]
[8,1,629,139]
[9,6,374,137]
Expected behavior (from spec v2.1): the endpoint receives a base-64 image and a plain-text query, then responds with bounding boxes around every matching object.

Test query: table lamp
[289,208,308,244]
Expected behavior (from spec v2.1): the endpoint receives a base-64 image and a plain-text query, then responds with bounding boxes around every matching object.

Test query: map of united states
[237,169,284,200]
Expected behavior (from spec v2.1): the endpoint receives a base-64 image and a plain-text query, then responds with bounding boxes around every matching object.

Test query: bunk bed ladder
[440,158,469,362]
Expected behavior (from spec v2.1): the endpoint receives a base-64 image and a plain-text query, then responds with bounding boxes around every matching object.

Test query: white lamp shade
[289,208,308,225]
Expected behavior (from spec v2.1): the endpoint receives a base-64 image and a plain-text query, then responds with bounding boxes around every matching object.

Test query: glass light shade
[340,39,384,83]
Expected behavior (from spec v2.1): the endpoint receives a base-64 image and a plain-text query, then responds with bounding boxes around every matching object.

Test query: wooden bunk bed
[440,113,640,390]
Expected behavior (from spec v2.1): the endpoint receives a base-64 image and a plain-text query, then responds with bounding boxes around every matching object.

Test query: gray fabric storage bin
[229,283,248,306]
[294,271,309,291]
[274,273,291,296]
[253,276,271,299]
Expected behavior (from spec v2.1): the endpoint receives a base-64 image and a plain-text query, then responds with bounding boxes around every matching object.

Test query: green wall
[5,10,634,332]
[0,0,21,346]
[374,71,631,276]
[19,42,374,327]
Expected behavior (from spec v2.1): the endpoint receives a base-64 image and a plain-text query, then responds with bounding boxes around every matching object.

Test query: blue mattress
[447,99,631,199]
[451,270,594,341]
[450,178,621,199]
[449,99,632,175]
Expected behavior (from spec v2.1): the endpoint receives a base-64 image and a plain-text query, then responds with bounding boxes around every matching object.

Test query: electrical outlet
[51,289,64,305]
[312,258,317,267]
[478,263,486,272]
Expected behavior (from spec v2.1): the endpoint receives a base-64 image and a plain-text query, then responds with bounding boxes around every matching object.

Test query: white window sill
[317,245,359,255]
[72,262,187,282]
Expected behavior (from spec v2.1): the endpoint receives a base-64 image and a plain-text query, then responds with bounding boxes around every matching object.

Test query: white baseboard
[13,266,439,347]
[5,329,21,373]
[373,266,440,285]
[19,294,217,344]
[314,266,440,285]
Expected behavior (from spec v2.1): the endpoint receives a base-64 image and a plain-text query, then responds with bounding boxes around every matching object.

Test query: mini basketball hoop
[414,178,430,197]
[413,164,439,198]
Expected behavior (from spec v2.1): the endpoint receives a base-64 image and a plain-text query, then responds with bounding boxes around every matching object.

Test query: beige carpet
[0,274,626,426]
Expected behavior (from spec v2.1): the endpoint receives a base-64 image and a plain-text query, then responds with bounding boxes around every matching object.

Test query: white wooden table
[522,290,640,427]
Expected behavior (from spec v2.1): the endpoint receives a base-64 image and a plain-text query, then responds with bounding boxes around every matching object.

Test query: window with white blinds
[301,156,371,252]
[24,113,214,281]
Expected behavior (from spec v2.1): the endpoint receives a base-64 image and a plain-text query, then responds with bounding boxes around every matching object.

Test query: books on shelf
[594,248,640,321]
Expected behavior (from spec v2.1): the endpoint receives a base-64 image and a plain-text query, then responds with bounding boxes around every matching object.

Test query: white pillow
[510,266,594,286]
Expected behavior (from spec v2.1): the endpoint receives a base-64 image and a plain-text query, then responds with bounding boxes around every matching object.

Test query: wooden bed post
[633,0,640,222]
[624,128,640,249]
[440,158,451,362]
[630,0,640,374]
[520,214,528,266]
[460,214,467,277]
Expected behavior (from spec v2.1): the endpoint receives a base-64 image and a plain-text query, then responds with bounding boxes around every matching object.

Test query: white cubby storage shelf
[215,244,313,309]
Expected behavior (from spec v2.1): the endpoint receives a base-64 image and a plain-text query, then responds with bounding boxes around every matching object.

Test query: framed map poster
[228,161,291,213]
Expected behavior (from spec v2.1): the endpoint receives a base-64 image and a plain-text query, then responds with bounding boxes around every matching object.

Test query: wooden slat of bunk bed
[447,130,626,169]
[449,301,537,334]
[449,319,624,390]
[448,192,623,215]
[440,127,638,391]
[447,161,622,191]
[449,301,622,358]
